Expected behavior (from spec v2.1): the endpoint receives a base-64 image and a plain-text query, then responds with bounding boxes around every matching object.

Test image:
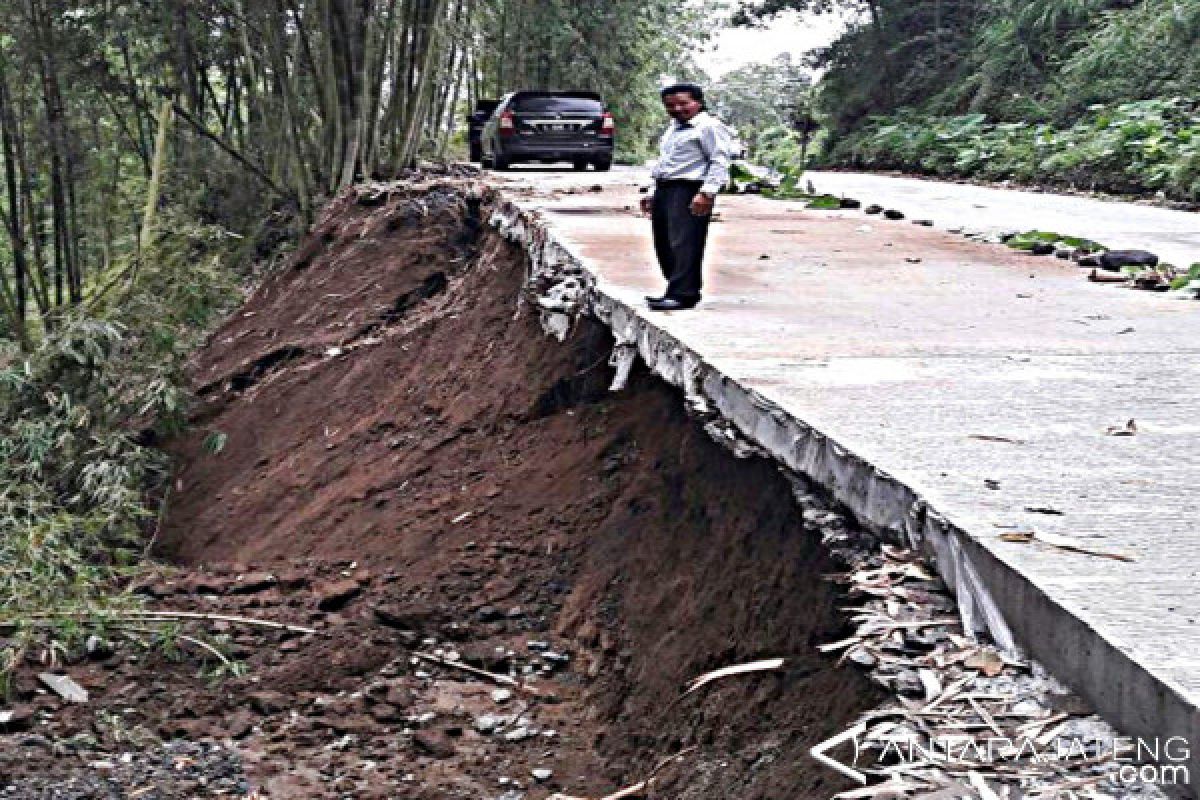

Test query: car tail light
[499,110,515,136]
[600,112,615,135]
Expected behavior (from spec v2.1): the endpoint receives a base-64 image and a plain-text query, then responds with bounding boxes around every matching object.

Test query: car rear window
[512,95,603,114]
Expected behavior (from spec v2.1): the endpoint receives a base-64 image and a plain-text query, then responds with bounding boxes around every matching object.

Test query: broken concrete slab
[491,172,1200,795]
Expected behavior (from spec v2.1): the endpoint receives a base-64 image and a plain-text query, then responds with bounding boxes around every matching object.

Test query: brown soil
[2,182,881,798]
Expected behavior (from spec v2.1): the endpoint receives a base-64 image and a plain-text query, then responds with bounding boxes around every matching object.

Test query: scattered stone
[475,714,502,734]
[230,572,278,594]
[1030,242,1055,256]
[248,690,290,715]
[84,635,112,658]
[1099,249,1158,271]
[413,729,455,758]
[839,197,862,209]
[384,684,414,708]
[0,705,34,732]
[503,726,534,743]
[883,209,905,220]
[912,219,933,226]
[847,648,878,669]
[38,673,88,704]
[864,204,883,215]
[892,669,925,696]
[477,606,505,622]
[531,768,553,783]
[316,578,363,611]
[491,689,513,704]
[410,711,437,727]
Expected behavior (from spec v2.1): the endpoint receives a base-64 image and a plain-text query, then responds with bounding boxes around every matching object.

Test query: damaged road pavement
[1,175,1192,799]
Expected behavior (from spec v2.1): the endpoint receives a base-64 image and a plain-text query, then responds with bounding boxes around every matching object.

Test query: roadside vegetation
[737,0,1200,203]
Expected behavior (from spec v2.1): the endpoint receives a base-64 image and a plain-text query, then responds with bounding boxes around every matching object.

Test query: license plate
[551,123,567,132]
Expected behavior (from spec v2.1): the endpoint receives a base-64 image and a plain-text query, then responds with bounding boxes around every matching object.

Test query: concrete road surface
[806,170,1200,268]
[491,163,1200,793]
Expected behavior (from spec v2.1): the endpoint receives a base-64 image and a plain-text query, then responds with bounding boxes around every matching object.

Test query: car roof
[508,90,603,102]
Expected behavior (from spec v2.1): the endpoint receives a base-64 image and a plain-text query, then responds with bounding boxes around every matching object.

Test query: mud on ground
[1,182,880,798]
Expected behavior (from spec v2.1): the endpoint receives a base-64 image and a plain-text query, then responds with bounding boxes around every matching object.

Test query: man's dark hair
[660,82,706,109]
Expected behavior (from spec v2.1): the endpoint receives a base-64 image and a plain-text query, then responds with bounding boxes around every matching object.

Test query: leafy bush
[824,99,1200,202]
[0,216,241,688]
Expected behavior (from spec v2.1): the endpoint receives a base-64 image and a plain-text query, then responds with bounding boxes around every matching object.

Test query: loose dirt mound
[3,183,880,798]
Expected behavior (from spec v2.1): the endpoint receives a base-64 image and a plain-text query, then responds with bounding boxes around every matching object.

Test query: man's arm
[698,121,735,197]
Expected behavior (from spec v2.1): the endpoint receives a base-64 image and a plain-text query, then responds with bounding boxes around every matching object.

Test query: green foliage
[1004,230,1104,251]
[0,213,241,688]
[203,431,228,456]
[741,0,1200,198]
[711,54,812,160]
[825,100,1200,201]
[754,125,820,173]
[472,0,713,161]
[0,319,165,670]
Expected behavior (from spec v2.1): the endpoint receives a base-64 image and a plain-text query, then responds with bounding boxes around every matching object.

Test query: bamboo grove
[0,0,703,347]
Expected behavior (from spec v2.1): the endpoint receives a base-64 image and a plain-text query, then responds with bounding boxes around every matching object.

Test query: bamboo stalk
[140,98,174,252]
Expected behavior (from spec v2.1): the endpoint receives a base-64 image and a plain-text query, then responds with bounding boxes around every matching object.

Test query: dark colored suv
[481,91,614,171]
[467,99,498,163]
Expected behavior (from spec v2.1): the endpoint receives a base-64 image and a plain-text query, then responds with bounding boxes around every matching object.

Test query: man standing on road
[640,83,734,311]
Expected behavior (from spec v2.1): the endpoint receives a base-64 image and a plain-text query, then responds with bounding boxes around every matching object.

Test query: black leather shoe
[644,294,667,303]
[647,296,700,311]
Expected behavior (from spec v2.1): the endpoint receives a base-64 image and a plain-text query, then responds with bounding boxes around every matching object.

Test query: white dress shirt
[650,110,735,196]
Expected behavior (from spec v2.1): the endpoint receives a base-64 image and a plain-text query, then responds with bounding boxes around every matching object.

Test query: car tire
[481,153,494,169]
[469,142,482,163]
[593,158,612,172]
[494,155,510,170]
[572,160,588,171]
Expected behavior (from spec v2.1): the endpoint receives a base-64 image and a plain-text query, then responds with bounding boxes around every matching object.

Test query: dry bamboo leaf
[836,779,922,798]
[684,658,786,695]
[964,649,1005,677]
[968,698,1003,737]
[967,772,1002,800]
[903,564,937,581]
[923,676,971,712]
[918,669,943,702]
[820,636,864,653]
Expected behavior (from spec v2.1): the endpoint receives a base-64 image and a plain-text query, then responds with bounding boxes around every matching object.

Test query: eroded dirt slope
[3,183,878,799]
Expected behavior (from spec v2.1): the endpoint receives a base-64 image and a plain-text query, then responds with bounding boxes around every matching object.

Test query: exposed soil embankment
[3,182,879,798]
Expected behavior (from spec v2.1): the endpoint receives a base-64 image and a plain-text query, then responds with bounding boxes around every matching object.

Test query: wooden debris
[413,651,526,690]
[967,435,1026,445]
[684,658,786,695]
[25,609,319,636]
[817,543,1154,797]
[1106,419,1137,437]
[999,529,1136,562]
[547,747,697,800]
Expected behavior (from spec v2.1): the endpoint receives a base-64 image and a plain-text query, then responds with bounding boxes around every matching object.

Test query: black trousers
[651,180,711,300]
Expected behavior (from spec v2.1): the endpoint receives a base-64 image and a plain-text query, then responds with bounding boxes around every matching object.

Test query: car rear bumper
[497,137,613,160]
